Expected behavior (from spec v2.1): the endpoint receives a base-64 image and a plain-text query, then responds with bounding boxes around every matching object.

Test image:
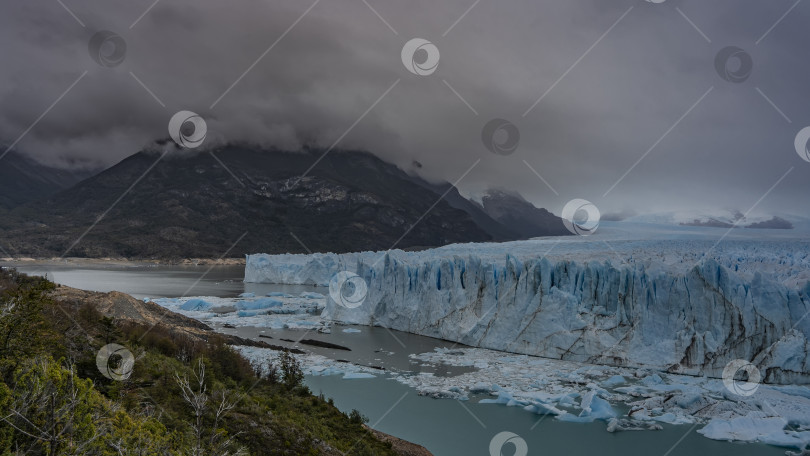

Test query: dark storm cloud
[0,0,808,217]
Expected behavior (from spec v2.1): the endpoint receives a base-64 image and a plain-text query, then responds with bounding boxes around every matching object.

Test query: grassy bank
[0,268,399,455]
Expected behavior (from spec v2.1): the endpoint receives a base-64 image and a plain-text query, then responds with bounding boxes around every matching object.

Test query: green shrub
[279,350,304,390]
[0,269,400,455]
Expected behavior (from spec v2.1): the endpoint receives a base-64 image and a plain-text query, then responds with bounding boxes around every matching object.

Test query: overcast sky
[0,0,808,217]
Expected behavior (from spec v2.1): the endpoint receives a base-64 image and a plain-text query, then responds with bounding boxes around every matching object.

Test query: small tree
[175,358,246,456]
[278,351,304,390]
[264,359,280,384]
[98,316,121,345]
[348,409,368,425]
[0,277,53,379]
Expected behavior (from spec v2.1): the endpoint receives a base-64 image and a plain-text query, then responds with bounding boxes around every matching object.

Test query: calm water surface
[306,375,781,456]
[3,262,316,299]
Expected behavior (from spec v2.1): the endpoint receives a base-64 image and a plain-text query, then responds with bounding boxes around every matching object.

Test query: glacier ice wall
[245,240,810,384]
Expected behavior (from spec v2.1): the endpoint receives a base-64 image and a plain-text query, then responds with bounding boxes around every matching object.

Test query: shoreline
[0,257,247,266]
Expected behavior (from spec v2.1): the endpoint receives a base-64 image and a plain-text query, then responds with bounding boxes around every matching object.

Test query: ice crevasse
[246,241,810,384]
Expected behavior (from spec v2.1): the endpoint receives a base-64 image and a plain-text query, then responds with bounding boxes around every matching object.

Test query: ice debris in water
[180,298,213,311]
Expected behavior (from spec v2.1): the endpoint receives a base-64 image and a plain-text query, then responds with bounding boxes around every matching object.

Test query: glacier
[244,224,810,384]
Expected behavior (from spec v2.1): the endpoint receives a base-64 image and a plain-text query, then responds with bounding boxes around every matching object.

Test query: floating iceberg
[235,298,283,310]
[602,375,627,387]
[179,298,213,311]
[557,391,617,423]
[300,292,326,299]
[342,372,376,379]
[237,309,265,317]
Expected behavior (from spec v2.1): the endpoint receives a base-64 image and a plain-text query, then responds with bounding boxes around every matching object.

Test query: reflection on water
[2,263,318,299]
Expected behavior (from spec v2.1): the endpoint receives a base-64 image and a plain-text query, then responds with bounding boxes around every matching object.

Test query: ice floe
[233,342,810,448]
[151,294,328,331]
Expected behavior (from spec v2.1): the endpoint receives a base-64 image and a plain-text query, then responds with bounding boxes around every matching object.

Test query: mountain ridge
[0,150,96,209]
[477,188,570,238]
[0,146,572,259]
[0,147,494,258]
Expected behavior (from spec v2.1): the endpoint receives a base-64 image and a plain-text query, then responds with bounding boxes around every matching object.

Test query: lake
[3,262,784,456]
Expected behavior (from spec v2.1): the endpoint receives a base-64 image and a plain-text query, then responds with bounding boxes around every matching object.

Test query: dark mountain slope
[1,146,492,258]
[479,188,570,238]
[403,178,521,241]
[0,151,95,209]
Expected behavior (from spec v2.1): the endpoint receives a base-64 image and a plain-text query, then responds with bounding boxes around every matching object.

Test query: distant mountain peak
[479,188,569,238]
[624,210,796,230]
[2,147,496,258]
